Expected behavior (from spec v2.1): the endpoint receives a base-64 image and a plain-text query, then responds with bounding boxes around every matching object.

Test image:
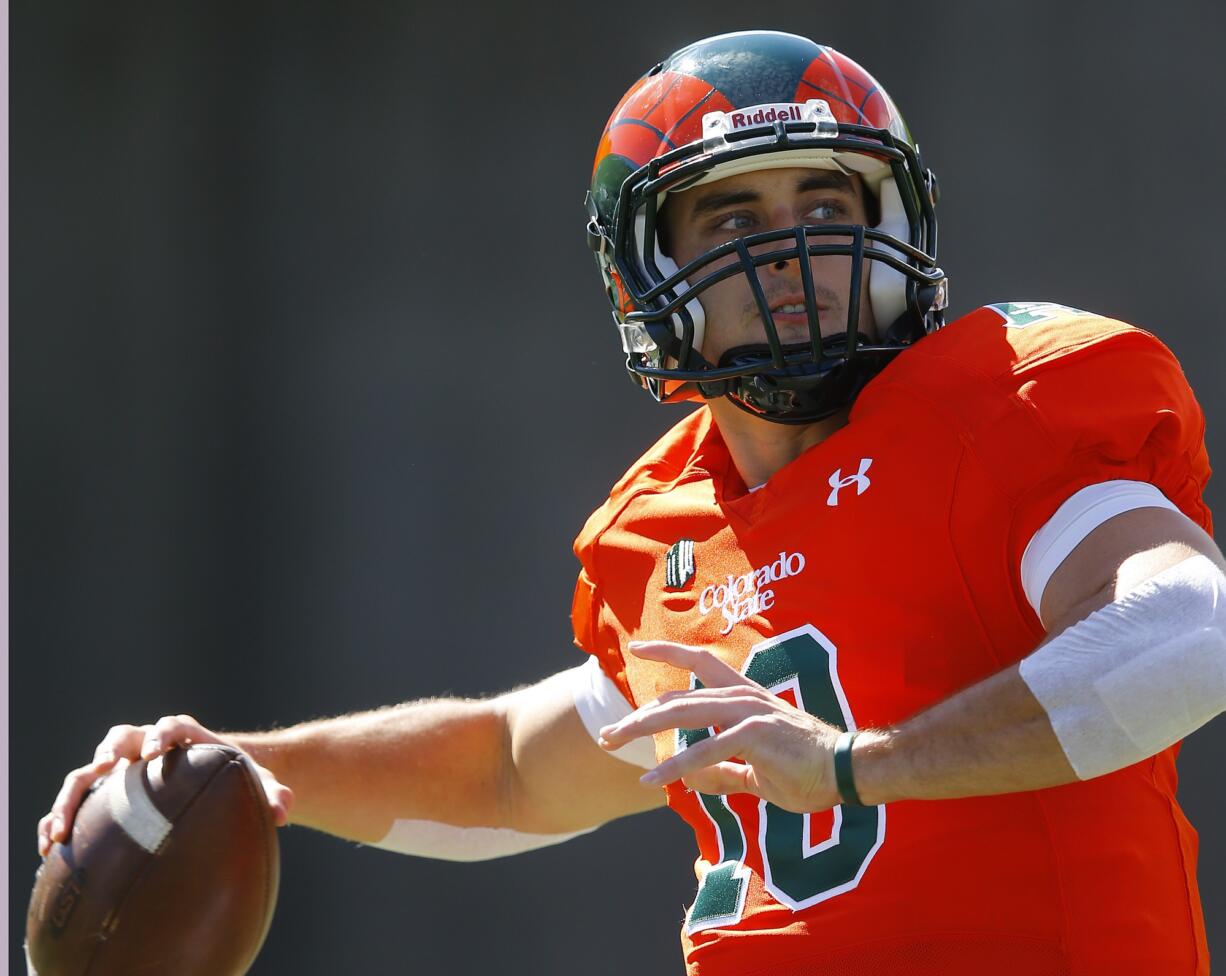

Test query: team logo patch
[665,539,696,590]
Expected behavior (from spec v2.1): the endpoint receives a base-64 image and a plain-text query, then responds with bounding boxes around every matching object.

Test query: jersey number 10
[679,624,886,933]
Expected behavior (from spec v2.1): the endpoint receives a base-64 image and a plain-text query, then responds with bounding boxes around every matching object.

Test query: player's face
[663,167,876,364]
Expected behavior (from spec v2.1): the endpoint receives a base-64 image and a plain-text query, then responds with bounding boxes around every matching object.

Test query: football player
[39,30,1226,975]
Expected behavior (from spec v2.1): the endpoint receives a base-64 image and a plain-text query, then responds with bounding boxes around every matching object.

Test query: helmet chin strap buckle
[708,338,895,425]
[716,339,849,376]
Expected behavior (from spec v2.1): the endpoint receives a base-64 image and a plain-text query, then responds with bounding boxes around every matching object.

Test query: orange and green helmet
[585,30,947,423]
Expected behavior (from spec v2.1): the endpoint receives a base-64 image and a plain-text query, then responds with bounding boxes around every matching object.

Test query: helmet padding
[868,177,909,330]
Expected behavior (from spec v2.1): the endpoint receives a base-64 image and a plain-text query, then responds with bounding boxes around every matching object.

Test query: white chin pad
[867,176,908,331]
[1019,554,1226,780]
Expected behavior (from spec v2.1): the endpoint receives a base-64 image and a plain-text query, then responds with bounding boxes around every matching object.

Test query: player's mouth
[768,297,829,325]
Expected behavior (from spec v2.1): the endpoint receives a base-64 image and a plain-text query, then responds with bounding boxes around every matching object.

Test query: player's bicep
[1018,501,1226,779]
[1018,481,1223,635]
[1038,503,1225,636]
[502,661,665,835]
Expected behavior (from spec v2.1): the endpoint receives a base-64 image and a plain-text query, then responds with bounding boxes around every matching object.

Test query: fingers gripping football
[38,715,293,857]
[134,717,293,824]
[598,641,843,813]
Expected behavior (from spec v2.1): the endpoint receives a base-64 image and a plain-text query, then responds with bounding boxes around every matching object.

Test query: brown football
[26,744,280,976]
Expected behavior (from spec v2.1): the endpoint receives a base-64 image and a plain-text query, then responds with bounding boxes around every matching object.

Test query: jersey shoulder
[877,300,1197,432]
[877,300,1210,528]
[573,405,714,563]
[910,301,1169,384]
[569,405,716,701]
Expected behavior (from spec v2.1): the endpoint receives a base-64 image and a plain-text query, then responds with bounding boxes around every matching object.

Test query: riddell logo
[728,104,805,130]
[697,551,805,635]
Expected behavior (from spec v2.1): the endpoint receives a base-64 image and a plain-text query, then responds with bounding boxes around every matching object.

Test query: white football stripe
[25,940,39,975]
[105,760,172,853]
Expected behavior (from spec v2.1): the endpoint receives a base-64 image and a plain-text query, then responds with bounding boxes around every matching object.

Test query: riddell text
[729,106,804,129]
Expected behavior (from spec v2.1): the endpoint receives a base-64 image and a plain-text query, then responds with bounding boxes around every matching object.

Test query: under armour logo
[827,458,873,506]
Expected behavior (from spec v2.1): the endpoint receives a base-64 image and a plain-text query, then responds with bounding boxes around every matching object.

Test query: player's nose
[761,250,802,280]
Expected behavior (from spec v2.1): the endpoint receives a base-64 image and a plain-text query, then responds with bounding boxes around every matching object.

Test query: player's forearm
[850,571,1125,805]
[854,549,1226,806]
[232,698,513,844]
[850,665,1076,806]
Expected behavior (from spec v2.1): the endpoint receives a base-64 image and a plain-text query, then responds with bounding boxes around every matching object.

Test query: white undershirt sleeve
[1020,480,1179,615]
[371,818,599,861]
[571,656,658,770]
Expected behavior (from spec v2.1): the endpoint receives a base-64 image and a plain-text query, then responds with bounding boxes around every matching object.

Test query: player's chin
[748,313,841,347]
[730,320,805,350]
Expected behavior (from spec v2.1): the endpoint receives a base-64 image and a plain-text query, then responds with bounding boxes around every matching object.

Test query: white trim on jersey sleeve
[571,656,658,770]
[1020,480,1179,616]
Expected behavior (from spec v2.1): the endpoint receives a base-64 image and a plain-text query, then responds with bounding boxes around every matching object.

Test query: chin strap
[705,339,899,424]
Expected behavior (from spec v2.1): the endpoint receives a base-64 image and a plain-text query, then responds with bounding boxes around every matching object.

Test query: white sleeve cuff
[571,657,657,770]
[1020,480,1179,615]
[372,818,597,861]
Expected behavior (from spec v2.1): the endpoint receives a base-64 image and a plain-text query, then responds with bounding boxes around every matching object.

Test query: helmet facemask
[587,34,949,424]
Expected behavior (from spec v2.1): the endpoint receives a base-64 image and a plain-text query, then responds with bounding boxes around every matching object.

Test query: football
[26,744,280,976]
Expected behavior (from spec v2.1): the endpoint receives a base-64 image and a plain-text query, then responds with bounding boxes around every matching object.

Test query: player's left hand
[598,640,841,813]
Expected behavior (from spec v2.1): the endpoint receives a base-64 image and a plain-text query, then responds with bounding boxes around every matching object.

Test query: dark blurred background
[12,1,1226,972]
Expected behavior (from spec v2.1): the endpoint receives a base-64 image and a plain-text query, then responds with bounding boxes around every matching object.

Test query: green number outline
[681,624,886,933]
[987,300,1085,328]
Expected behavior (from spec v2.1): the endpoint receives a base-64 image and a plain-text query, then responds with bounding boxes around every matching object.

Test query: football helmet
[586,30,948,423]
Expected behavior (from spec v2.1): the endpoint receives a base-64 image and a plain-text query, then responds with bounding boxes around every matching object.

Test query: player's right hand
[37,716,294,857]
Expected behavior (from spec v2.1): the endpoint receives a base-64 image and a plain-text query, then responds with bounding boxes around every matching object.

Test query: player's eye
[805,201,846,222]
[713,212,756,233]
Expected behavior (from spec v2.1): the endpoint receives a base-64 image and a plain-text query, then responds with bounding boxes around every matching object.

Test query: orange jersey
[571,303,1213,976]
